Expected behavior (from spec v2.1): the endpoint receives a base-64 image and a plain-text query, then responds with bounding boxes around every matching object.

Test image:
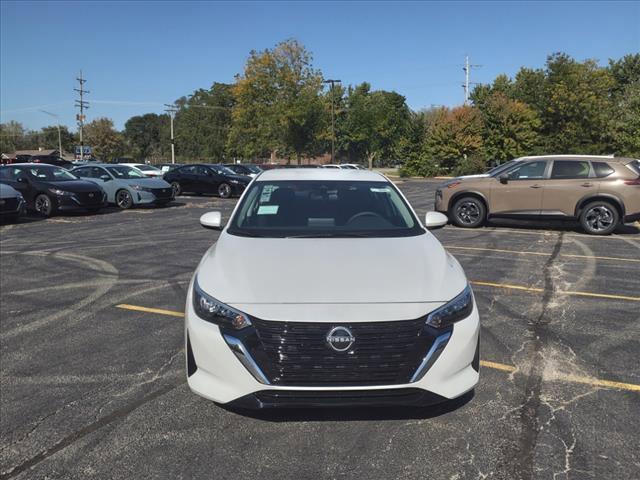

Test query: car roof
[1,163,63,167]
[513,154,628,163]
[256,168,385,182]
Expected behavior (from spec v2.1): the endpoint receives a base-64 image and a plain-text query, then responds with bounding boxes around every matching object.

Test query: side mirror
[424,211,448,230]
[200,211,223,230]
[100,175,111,181]
[499,174,509,184]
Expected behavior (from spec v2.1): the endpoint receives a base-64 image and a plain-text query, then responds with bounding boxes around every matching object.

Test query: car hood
[46,180,104,192]
[121,177,171,187]
[0,183,20,199]
[196,232,468,319]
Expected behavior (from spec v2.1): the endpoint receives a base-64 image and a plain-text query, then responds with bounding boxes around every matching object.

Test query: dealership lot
[1,179,638,480]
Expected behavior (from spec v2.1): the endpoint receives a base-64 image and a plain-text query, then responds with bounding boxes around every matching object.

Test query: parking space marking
[116,304,184,317]
[445,245,640,263]
[115,304,640,393]
[442,226,640,240]
[471,281,640,302]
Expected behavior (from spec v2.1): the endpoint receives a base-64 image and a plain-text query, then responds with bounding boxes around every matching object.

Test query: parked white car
[71,164,174,209]
[118,163,164,178]
[185,168,479,408]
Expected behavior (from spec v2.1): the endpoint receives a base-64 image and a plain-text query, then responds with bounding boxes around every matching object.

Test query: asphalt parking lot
[1,179,639,480]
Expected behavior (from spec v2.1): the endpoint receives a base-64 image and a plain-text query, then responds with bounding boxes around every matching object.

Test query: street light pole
[323,79,341,164]
[39,110,63,157]
[164,104,177,164]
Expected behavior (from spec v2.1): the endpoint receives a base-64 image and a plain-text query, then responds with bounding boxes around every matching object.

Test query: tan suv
[435,155,640,235]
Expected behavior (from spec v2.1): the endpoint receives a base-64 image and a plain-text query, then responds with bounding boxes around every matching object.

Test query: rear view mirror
[424,211,448,230]
[499,174,509,184]
[200,211,223,230]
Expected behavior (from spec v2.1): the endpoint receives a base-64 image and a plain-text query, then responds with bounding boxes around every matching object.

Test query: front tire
[171,181,181,196]
[116,189,133,209]
[218,183,232,199]
[451,196,486,228]
[34,194,54,217]
[580,201,619,235]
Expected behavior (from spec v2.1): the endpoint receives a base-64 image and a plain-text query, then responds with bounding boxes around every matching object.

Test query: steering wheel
[346,211,385,224]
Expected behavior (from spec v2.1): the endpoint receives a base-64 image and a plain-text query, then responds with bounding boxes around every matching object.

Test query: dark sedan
[0,164,107,217]
[223,163,262,177]
[0,183,26,222]
[163,164,251,198]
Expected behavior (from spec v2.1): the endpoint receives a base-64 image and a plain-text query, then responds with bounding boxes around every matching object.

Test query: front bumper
[55,192,108,211]
[185,283,480,407]
[0,197,26,216]
[133,188,174,205]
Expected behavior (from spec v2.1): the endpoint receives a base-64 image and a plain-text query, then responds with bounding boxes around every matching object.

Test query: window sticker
[257,205,279,215]
[370,187,391,193]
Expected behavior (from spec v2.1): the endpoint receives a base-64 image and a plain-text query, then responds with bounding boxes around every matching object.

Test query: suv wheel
[451,196,486,228]
[580,201,619,235]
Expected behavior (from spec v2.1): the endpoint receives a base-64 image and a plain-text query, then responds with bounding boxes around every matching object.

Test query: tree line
[1,40,638,175]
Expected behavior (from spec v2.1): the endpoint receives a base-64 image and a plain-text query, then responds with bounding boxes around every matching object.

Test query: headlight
[131,185,151,191]
[48,188,72,196]
[193,277,252,330]
[426,285,473,328]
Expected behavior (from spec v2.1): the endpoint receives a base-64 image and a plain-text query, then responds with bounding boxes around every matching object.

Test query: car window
[196,166,211,176]
[0,167,21,180]
[26,166,78,181]
[507,161,547,180]
[107,166,145,179]
[551,161,590,179]
[73,167,90,177]
[178,165,196,175]
[228,180,422,238]
[135,164,158,172]
[592,162,615,178]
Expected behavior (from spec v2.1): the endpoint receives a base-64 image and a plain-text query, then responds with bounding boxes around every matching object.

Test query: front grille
[75,191,102,205]
[249,318,433,387]
[151,188,173,199]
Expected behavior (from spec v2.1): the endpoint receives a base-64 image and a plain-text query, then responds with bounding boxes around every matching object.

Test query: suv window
[592,162,615,178]
[551,161,590,179]
[507,161,547,180]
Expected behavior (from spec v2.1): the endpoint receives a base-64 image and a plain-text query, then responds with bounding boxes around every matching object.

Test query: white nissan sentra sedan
[186,168,479,408]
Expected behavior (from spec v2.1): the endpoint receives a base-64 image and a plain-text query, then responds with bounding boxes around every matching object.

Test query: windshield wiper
[285,232,371,238]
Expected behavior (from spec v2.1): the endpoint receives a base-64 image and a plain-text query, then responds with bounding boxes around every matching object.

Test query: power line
[462,55,482,105]
[74,71,89,159]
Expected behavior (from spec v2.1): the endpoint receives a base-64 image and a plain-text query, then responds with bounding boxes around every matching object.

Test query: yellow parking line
[470,281,640,302]
[116,304,184,318]
[115,303,640,393]
[446,245,640,263]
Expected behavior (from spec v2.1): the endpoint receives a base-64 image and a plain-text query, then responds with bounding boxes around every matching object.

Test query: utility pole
[164,104,177,164]
[323,79,341,164]
[462,55,482,105]
[39,110,63,157]
[74,71,89,159]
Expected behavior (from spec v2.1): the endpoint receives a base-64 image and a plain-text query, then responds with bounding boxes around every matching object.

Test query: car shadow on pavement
[222,390,474,422]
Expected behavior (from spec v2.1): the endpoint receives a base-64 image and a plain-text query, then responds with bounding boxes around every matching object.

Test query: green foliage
[124,113,167,161]
[40,125,76,152]
[83,118,125,160]
[227,39,324,162]
[610,81,640,157]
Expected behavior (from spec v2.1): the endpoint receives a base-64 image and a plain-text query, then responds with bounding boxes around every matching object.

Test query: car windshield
[228,180,424,238]
[211,165,237,176]
[487,160,517,176]
[26,166,78,181]
[134,164,158,172]
[107,166,146,179]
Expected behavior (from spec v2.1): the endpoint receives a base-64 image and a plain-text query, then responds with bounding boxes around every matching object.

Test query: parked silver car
[71,164,174,209]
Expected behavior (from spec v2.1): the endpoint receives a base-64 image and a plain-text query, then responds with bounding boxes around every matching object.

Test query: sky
[1,0,639,132]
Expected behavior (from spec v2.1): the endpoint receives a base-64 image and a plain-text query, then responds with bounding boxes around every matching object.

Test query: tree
[610,81,640,157]
[173,83,234,162]
[0,121,27,153]
[424,106,484,173]
[608,53,640,96]
[83,118,125,160]
[479,93,540,163]
[228,39,325,162]
[340,83,411,168]
[124,113,166,161]
[41,125,76,153]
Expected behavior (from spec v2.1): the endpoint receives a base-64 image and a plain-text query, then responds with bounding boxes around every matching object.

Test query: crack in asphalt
[514,231,564,480]
[0,381,183,480]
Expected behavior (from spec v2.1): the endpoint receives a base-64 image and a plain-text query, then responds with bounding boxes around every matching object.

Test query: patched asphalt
[1,179,638,480]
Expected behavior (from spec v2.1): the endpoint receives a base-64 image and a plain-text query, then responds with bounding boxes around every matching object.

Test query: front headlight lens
[131,185,152,191]
[48,188,72,196]
[193,278,251,330]
[426,285,473,328]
